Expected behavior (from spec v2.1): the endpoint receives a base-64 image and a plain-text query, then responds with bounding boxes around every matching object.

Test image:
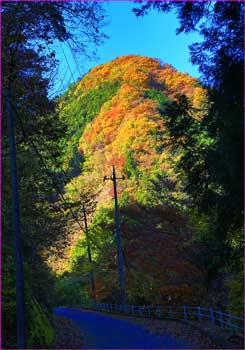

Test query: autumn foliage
[57,55,209,305]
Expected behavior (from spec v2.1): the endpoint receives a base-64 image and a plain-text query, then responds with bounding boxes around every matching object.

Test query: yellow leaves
[158,64,200,104]
[75,55,161,94]
[79,84,157,156]
[116,84,141,106]
[70,54,209,210]
[73,55,208,118]
[121,56,161,88]
[192,86,209,118]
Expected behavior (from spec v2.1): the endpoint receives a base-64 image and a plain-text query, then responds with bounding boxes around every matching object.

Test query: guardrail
[84,302,243,332]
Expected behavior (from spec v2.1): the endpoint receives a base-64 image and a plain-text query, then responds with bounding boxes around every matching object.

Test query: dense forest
[2,1,243,348]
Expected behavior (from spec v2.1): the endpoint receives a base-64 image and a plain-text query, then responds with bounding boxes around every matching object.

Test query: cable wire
[59,41,76,84]
[12,104,104,252]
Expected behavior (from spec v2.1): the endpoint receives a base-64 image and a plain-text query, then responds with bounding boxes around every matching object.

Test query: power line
[14,106,139,303]
[59,41,76,84]
[13,107,102,253]
[12,97,137,297]
[47,67,70,99]
[67,39,83,78]
[47,44,67,94]
[12,112,97,211]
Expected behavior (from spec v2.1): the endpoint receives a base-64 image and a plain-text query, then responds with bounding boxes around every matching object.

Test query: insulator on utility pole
[82,203,96,301]
[7,83,26,349]
[104,165,126,305]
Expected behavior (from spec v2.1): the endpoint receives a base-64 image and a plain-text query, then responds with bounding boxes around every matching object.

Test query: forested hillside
[48,55,241,311]
[3,2,243,348]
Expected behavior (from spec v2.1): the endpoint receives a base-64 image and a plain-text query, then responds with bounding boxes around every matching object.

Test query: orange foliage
[64,55,209,304]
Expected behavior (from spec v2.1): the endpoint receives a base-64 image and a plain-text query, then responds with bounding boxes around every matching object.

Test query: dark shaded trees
[134,1,244,309]
[2,2,106,347]
[134,0,243,237]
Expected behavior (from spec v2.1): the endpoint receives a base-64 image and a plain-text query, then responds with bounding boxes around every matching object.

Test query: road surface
[54,307,192,349]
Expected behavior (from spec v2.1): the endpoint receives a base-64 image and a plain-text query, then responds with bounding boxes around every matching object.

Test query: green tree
[2,2,107,347]
[133,0,244,237]
[133,1,244,308]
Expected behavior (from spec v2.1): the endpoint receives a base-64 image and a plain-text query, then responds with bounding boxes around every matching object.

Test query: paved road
[54,307,191,349]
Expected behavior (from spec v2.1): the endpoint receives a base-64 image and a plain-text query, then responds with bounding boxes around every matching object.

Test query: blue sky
[50,1,202,97]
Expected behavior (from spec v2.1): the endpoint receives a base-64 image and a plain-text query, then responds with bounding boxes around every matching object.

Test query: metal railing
[83,302,243,332]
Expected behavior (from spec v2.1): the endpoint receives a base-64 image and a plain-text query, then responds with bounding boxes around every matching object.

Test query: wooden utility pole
[82,203,96,301]
[104,165,126,305]
[7,84,26,348]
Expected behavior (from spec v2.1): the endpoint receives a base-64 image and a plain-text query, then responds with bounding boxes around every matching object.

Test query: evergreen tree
[2,2,106,347]
[133,0,244,236]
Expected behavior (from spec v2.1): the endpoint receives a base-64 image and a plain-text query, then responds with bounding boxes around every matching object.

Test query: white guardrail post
[131,305,134,315]
[198,306,202,322]
[147,306,151,317]
[138,306,143,316]
[183,305,187,320]
[156,307,161,318]
[169,306,172,319]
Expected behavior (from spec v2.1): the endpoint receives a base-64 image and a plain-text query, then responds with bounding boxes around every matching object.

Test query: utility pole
[104,165,126,305]
[82,203,96,301]
[7,83,26,348]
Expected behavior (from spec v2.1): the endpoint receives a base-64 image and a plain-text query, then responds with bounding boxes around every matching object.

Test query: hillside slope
[53,55,209,305]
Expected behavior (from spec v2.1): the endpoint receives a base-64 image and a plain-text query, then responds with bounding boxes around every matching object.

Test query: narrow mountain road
[54,307,192,349]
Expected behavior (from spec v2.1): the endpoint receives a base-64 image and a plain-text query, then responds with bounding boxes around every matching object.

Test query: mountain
[53,55,209,305]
